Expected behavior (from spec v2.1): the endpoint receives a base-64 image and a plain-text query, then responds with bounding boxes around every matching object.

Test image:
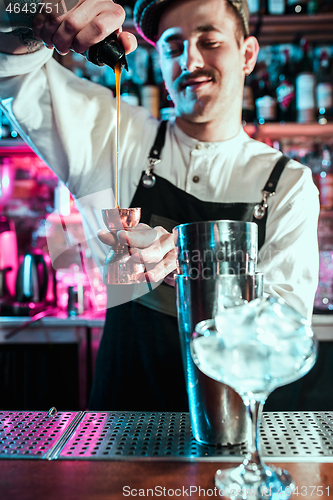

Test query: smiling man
[0,0,319,411]
[155,0,257,140]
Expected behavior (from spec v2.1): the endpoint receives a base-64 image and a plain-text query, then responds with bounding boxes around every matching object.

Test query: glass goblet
[191,297,318,500]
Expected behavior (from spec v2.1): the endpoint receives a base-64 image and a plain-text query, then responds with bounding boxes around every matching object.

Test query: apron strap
[142,120,168,188]
[254,154,290,221]
[254,154,290,249]
[149,120,168,160]
[263,154,290,194]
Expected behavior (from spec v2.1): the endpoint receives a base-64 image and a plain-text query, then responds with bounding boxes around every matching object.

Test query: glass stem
[245,399,264,468]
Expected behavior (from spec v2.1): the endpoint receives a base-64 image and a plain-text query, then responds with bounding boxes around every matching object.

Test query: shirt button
[193,176,200,183]
[196,143,202,150]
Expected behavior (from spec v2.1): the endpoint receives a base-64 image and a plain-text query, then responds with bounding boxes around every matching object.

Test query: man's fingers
[118,31,137,54]
[130,233,175,264]
[146,249,177,283]
[33,0,127,56]
[117,225,169,248]
[97,229,116,246]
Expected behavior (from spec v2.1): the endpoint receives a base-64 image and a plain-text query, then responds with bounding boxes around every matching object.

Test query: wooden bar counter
[1,460,333,500]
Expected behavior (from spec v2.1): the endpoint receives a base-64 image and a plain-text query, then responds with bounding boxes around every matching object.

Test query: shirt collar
[171,120,248,154]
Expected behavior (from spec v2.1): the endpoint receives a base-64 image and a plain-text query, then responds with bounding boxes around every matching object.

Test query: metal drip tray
[58,411,333,462]
[1,411,333,462]
[0,410,82,459]
[58,412,248,460]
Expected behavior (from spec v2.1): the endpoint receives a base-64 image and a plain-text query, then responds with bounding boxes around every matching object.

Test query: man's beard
[175,92,218,122]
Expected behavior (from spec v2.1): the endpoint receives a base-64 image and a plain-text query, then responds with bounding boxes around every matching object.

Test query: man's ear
[242,36,260,76]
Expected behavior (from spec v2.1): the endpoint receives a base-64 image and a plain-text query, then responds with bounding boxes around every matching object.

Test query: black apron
[89,122,288,412]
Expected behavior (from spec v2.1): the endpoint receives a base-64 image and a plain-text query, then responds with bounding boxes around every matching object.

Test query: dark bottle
[317,145,333,210]
[248,0,267,14]
[255,72,277,123]
[159,83,175,121]
[242,76,256,124]
[286,0,307,13]
[121,69,141,107]
[259,0,268,14]
[276,49,296,122]
[316,51,333,124]
[307,0,318,14]
[295,39,316,123]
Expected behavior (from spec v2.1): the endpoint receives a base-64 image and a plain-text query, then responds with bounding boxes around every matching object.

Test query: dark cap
[133,0,250,46]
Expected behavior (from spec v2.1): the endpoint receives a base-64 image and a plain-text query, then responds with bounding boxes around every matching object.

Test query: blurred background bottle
[242,76,256,124]
[267,0,286,15]
[255,72,277,123]
[141,53,160,119]
[121,69,141,107]
[159,84,175,121]
[276,49,296,122]
[307,0,318,14]
[248,0,260,13]
[317,145,333,210]
[296,39,316,123]
[316,50,333,125]
[287,0,308,14]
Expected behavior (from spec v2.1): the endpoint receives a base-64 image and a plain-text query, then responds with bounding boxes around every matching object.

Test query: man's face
[156,0,246,124]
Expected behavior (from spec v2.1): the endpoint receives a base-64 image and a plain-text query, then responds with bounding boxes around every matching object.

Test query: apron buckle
[254,190,275,220]
[142,157,160,188]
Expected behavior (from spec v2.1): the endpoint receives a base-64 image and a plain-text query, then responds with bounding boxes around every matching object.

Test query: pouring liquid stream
[115,61,121,209]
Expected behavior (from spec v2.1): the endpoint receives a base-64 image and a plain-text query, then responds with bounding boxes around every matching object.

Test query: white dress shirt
[0,47,320,319]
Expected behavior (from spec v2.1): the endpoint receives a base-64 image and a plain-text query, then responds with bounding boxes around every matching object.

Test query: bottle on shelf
[267,0,286,15]
[0,110,19,140]
[121,69,141,107]
[248,0,267,14]
[276,49,296,122]
[286,0,308,14]
[255,72,277,123]
[141,53,160,119]
[307,0,318,14]
[316,50,333,125]
[317,144,333,211]
[242,76,256,124]
[159,83,175,121]
[295,39,316,123]
[259,0,268,14]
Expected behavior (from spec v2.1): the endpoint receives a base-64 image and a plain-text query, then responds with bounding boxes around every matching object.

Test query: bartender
[0,0,319,411]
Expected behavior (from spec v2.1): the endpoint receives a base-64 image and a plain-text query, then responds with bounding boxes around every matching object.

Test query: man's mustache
[176,70,216,91]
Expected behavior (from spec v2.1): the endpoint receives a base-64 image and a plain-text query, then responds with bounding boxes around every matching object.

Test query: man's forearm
[0,28,43,53]
[0,0,44,53]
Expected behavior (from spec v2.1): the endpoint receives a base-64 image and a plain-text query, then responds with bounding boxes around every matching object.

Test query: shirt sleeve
[0,48,119,196]
[257,162,320,321]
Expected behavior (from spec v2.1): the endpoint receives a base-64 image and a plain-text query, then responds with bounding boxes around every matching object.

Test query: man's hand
[0,0,137,55]
[31,0,137,55]
[98,223,177,286]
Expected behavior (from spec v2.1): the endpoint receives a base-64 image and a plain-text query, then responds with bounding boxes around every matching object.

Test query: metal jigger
[102,208,146,285]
